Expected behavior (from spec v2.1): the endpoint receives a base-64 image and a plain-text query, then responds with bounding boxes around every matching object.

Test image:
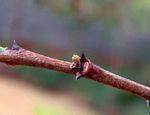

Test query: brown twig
[0,44,150,100]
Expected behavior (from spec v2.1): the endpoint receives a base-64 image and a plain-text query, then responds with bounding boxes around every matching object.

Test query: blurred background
[0,0,150,115]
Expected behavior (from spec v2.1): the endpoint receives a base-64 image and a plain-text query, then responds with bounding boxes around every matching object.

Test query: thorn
[80,52,85,62]
[75,72,83,80]
[12,40,22,50]
[80,52,88,63]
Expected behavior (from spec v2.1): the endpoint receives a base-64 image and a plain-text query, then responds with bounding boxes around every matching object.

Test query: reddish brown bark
[0,48,150,100]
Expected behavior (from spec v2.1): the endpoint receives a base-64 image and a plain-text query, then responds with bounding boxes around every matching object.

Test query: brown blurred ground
[0,75,101,115]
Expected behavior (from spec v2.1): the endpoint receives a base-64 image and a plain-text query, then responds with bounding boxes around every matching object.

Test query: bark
[0,46,150,100]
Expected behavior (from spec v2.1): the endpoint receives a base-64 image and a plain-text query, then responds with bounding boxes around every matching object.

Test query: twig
[0,42,150,100]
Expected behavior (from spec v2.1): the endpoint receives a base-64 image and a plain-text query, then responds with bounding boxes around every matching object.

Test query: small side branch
[0,45,150,100]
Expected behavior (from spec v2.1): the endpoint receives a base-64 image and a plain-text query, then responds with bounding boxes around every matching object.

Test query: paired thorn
[75,72,83,80]
[11,40,22,50]
[75,52,89,80]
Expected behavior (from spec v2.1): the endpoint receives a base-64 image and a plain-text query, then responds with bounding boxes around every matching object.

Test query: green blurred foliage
[34,104,63,115]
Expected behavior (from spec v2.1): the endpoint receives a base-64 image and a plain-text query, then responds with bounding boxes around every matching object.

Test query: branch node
[70,52,92,80]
